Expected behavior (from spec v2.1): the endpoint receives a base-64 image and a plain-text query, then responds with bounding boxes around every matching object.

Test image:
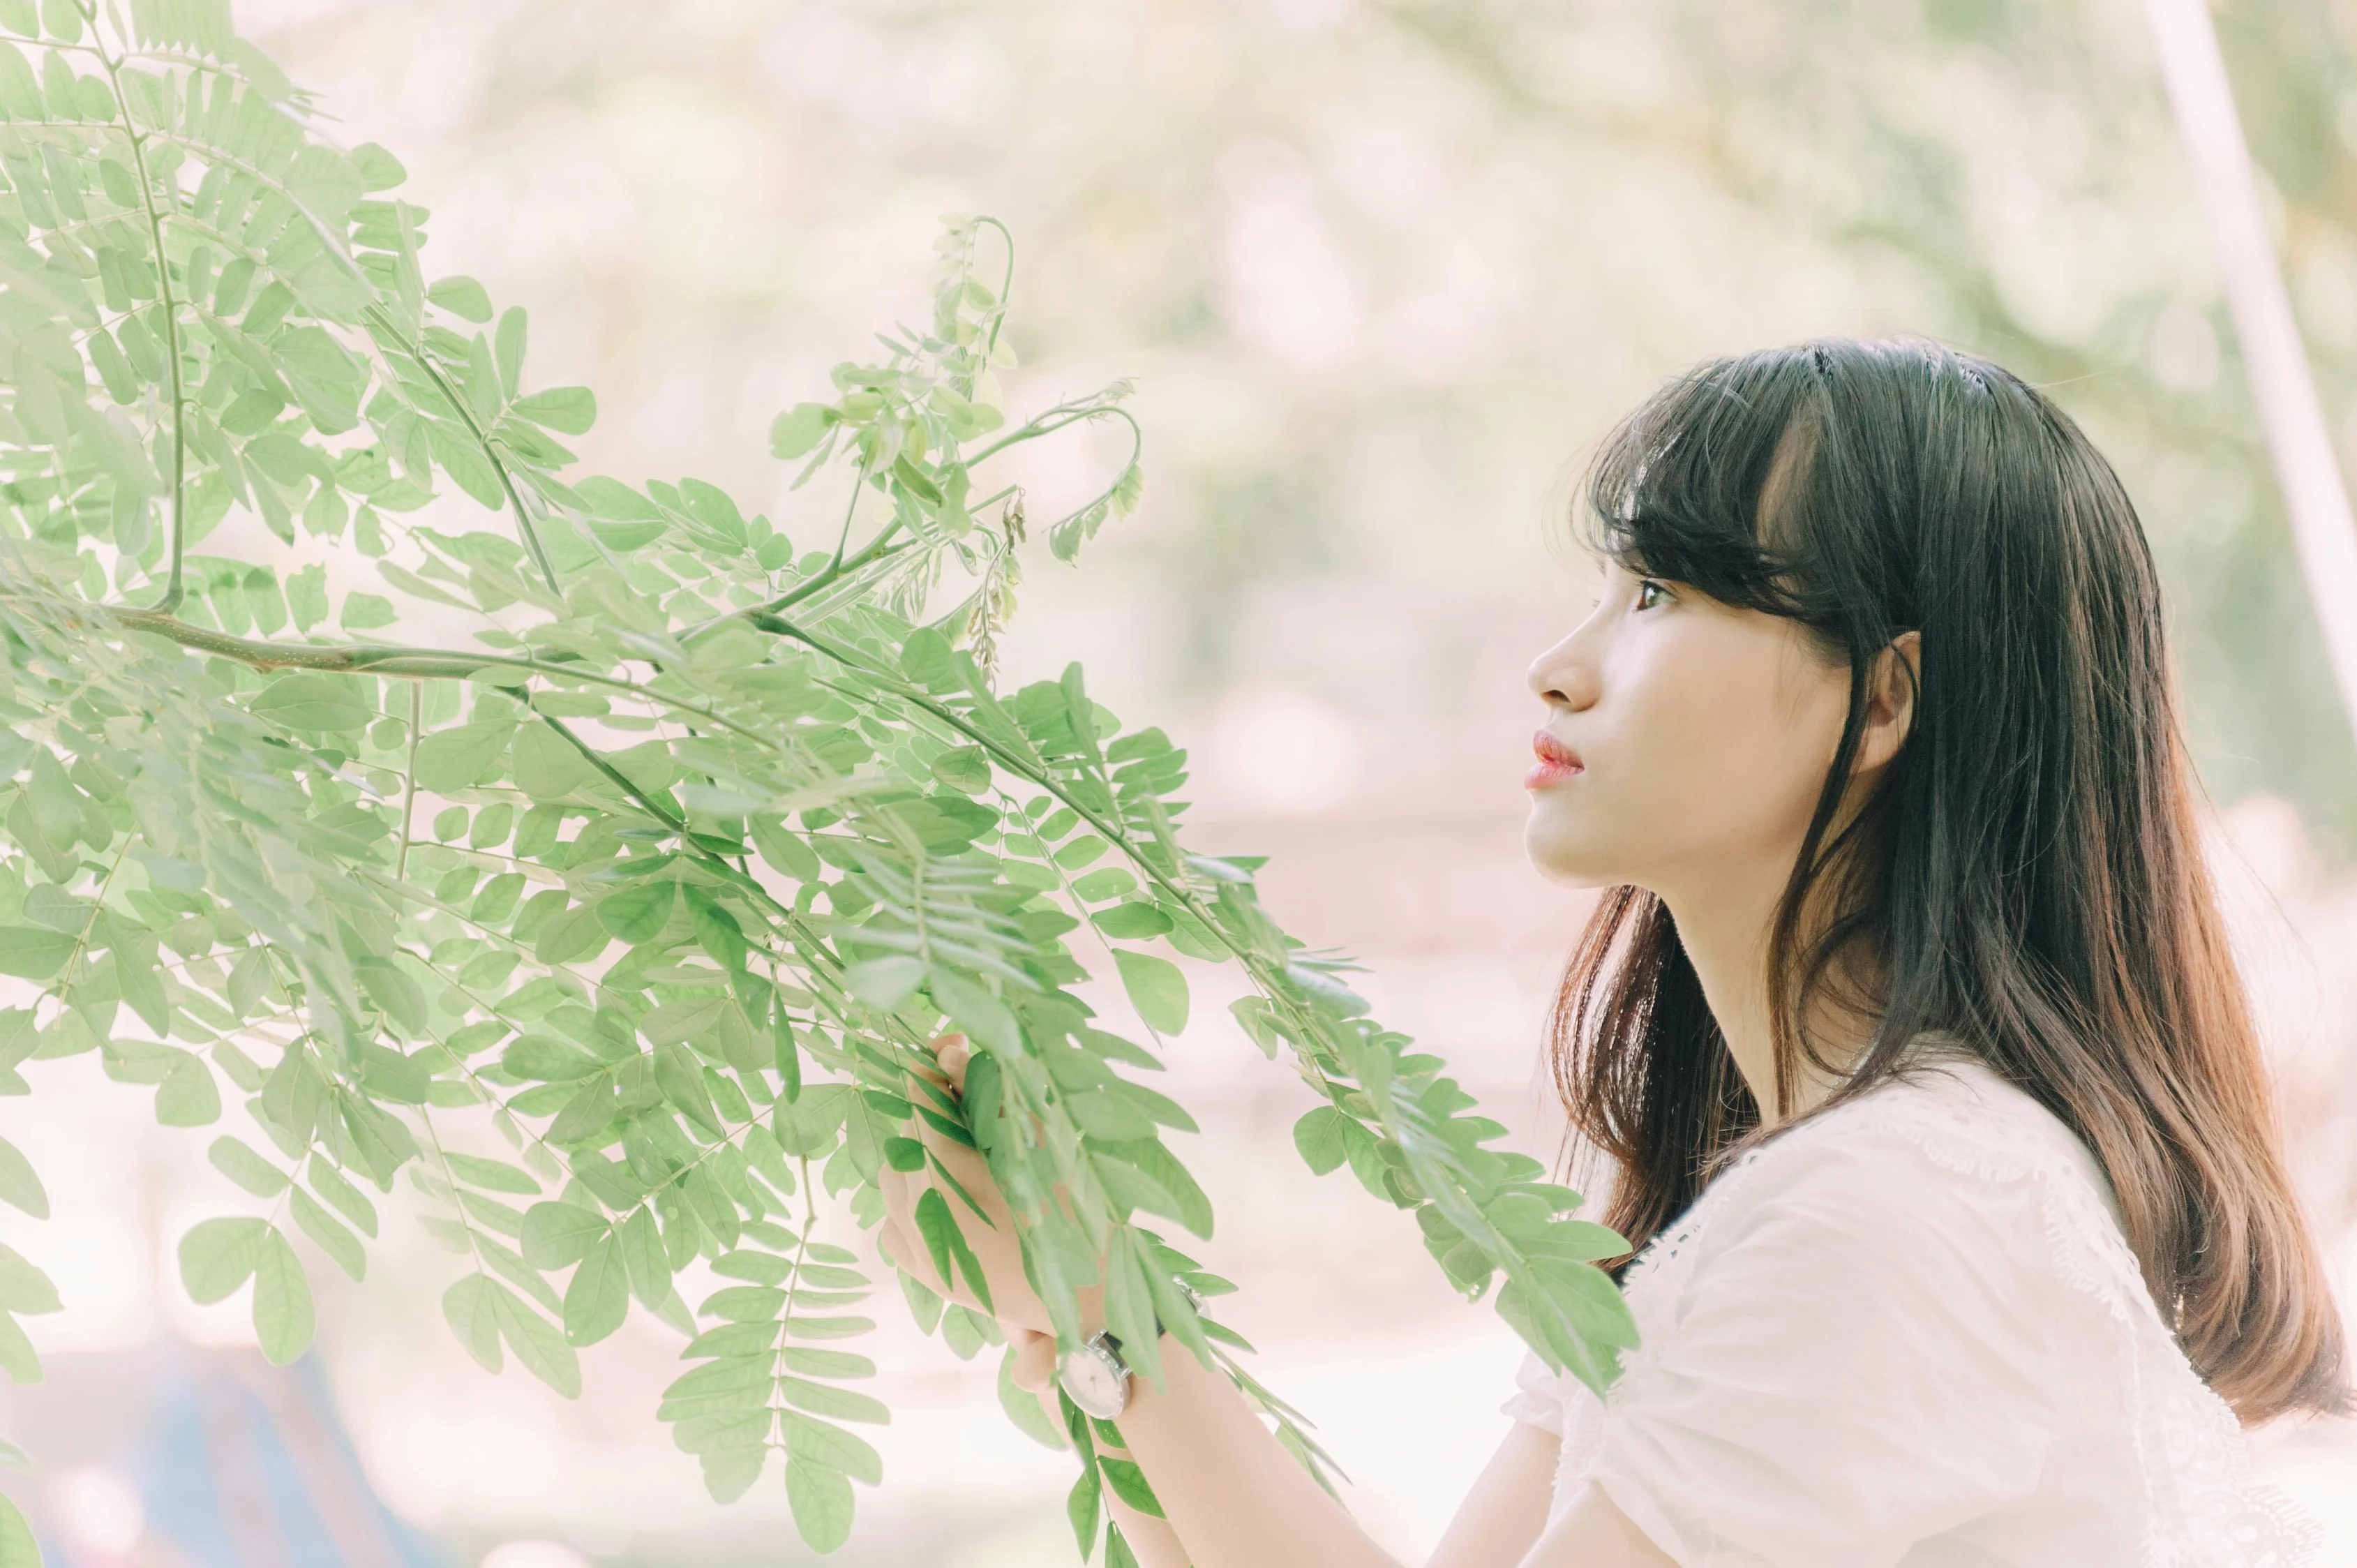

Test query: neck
[1657,856,1869,1127]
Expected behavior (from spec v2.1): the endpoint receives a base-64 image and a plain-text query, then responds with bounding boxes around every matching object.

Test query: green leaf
[780,1410,883,1486]
[0,1246,59,1315]
[749,816,821,881]
[1053,833,1109,869]
[1097,1137,1214,1239]
[1071,868,1137,902]
[768,403,833,459]
[179,1216,268,1304]
[285,563,330,632]
[564,1235,630,1346]
[522,1201,611,1268]
[0,1137,47,1219]
[339,592,396,629]
[352,141,407,191]
[913,1186,992,1316]
[927,967,1019,1055]
[208,1136,288,1197]
[37,0,80,45]
[843,956,924,1011]
[928,746,991,793]
[785,1458,855,1553]
[511,725,592,798]
[155,1056,221,1126]
[899,627,955,687]
[1292,1106,1355,1177]
[1114,950,1188,1034]
[444,1152,539,1194]
[414,719,516,792]
[291,1188,366,1282]
[512,386,596,434]
[0,928,75,981]
[308,1156,380,1238]
[776,1376,888,1424]
[642,995,726,1047]
[597,880,675,942]
[428,275,494,322]
[356,963,427,1038]
[495,307,527,398]
[618,1206,673,1311]
[251,673,373,732]
[493,1282,581,1396]
[0,1312,38,1384]
[536,900,609,966]
[252,1229,315,1365]
[654,1040,724,1137]
[1093,903,1174,939]
[0,1488,40,1567]
[998,1344,1068,1449]
[1098,1457,1164,1517]
[1067,1459,1102,1558]
[442,1274,503,1372]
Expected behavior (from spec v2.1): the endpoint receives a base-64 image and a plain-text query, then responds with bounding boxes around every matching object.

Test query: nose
[1527,629,1601,712]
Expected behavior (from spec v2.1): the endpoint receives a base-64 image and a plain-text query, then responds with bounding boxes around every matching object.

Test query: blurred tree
[242,0,2357,850]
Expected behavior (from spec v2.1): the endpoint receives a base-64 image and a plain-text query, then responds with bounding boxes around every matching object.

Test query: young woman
[877,337,2349,1566]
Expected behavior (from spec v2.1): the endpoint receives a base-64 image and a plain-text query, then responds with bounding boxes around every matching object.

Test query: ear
[1854,629,1921,775]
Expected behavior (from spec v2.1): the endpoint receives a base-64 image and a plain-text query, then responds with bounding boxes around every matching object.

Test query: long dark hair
[1549,337,2348,1424]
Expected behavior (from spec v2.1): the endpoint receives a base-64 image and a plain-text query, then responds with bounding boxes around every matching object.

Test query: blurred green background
[232,0,2357,855]
[6,1,2357,1565]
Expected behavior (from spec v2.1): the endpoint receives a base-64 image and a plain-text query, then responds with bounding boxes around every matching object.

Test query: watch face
[1060,1343,1128,1420]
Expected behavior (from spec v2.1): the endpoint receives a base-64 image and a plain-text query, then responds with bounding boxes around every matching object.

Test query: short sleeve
[1591,1124,2070,1567]
[1501,1345,1565,1434]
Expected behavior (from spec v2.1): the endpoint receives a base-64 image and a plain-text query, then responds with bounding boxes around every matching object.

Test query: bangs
[1578,346,1830,619]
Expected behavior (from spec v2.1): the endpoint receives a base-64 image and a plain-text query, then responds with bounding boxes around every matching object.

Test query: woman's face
[1522,559,1854,897]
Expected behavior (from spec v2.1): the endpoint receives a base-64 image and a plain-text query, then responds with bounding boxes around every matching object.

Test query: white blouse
[1500,1048,2318,1566]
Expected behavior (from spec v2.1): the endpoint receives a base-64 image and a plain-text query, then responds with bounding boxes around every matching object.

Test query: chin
[1521,812,1620,888]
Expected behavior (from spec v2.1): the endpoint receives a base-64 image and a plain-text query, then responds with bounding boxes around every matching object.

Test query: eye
[1633,578,1671,611]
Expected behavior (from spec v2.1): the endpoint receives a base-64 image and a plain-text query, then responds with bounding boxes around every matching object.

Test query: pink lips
[1526,730,1583,791]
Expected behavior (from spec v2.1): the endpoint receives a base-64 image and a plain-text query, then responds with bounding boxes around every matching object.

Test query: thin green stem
[963,402,1139,470]
[87,21,190,613]
[419,1110,495,1283]
[362,303,560,595]
[534,712,682,830]
[396,682,421,877]
[55,832,135,1001]
[973,216,1015,374]
[825,453,876,575]
[87,603,779,749]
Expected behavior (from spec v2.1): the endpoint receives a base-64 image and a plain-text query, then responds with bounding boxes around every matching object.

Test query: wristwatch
[1057,1329,1134,1419]
[1055,1280,1201,1419]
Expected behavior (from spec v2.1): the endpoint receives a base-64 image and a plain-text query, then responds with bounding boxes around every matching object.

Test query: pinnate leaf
[1114,950,1188,1034]
[179,1216,268,1304]
[0,1137,45,1218]
[252,1229,315,1364]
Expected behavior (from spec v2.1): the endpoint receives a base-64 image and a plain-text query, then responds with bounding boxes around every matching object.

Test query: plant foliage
[0,0,1636,1555]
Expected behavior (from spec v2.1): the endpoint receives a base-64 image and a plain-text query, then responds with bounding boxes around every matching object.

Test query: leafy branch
[0,5,1637,1560]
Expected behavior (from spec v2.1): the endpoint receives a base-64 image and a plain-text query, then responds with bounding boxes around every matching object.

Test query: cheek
[1646,636,1846,857]
[1525,622,1843,881]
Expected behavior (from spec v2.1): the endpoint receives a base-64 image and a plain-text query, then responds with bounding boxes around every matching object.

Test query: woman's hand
[875,1031,1075,1338]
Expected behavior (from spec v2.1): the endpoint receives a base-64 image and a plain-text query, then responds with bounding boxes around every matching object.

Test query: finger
[936,1033,971,1094]
[904,1031,964,1097]
[876,1163,911,1228]
[901,1093,1005,1224]
[876,1211,952,1297]
[1008,1327,1058,1394]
